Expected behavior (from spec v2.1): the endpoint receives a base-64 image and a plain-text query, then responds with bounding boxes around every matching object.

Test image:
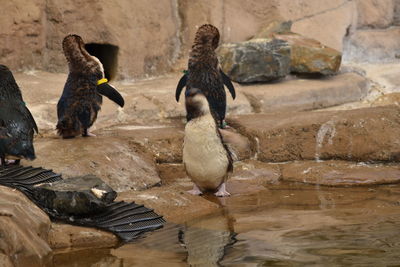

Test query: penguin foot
[215,183,230,197]
[0,159,20,166]
[82,132,96,137]
[187,184,203,195]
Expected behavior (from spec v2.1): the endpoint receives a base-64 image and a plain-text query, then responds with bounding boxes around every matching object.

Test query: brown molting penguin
[0,65,37,165]
[56,34,124,138]
[183,88,232,197]
[175,24,236,128]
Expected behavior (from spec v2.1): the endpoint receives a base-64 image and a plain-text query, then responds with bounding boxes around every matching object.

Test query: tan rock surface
[229,105,400,163]
[281,160,400,186]
[372,93,400,107]
[101,124,185,164]
[355,0,394,29]
[232,160,281,184]
[290,0,357,51]
[44,0,180,78]
[0,0,45,71]
[238,73,368,113]
[219,129,252,161]
[344,27,400,63]
[48,223,118,249]
[0,186,52,267]
[117,186,220,224]
[32,136,161,192]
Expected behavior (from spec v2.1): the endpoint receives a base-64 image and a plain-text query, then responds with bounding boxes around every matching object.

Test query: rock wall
[0,0,398,78]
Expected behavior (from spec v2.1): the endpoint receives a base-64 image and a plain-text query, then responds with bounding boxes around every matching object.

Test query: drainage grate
[0,165,165,242]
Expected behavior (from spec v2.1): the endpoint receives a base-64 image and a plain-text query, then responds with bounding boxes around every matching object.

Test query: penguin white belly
[183,115,229,190]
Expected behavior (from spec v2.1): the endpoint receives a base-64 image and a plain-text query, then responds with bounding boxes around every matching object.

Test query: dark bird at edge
[0,65,38,165]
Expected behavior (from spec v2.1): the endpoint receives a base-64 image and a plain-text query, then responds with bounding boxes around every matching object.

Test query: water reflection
[55,182,400,266]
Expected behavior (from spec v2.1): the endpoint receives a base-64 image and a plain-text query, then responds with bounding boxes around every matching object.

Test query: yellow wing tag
[97,78,108,85]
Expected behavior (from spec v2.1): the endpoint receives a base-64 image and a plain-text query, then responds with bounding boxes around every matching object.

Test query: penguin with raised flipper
[0,65,38,165]
[183,88,232,197]
[56,34,124,139]
[175,24,236,128]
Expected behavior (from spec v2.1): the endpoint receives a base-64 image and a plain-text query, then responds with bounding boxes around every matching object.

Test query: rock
[103,124,185,164]
[219,129,252,161]
[48,223,118,249]
[256,20,293,38]
[273,33,342,75]
[394,0,400,25]
[372,93,400,107]
[0,254,13,267]
[218,38,291,83]
[45,0,181,78]
[232,160,281,184]
[355,0,394,29]
[343,27,400,63]
[156,163,187,185]
[33,175,117,216]
[238,72,368,113]
[0,186,52,266]
[117,185,220,224]
[33,136,161,192]
[281,160,400,186]
[229,105,400,163]
[0,0,45,71]
[289,0,357,52]
[53,248,121,267]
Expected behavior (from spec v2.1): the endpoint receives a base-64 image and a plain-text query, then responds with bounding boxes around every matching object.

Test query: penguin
[183,87,233,197]
[175,24,236,128]
[0,65,37,165]
[56,34,124,138]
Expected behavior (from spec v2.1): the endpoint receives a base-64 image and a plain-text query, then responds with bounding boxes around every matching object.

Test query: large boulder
[273,33,342,75]
[229,105,400,163]
[0,186,52,267]
[218,38,291,83]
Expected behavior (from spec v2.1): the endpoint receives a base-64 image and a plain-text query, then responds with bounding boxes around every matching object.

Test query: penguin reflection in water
[175,24,236,128]
[0,65,38,165]
[57,34,124,138]
[183,88,233,197]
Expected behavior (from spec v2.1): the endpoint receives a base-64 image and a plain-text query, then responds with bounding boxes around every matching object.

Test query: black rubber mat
[0,165,165,242]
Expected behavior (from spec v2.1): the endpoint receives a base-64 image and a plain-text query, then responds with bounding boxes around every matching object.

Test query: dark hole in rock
[85,43,119,80]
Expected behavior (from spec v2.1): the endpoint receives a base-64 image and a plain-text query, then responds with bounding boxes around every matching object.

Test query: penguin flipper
[175,74,187,102]
[220,70,236,100]
[97,83,125,107]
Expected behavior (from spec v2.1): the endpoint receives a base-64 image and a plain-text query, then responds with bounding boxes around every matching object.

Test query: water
[54,182,400,266]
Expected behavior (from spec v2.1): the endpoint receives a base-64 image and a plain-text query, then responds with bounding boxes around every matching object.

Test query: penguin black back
[175,24,236,128]
[56,34,124,138]
[0,65,37,164]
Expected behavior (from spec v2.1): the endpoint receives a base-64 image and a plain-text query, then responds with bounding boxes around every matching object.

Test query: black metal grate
[0,165,165,242]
